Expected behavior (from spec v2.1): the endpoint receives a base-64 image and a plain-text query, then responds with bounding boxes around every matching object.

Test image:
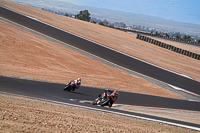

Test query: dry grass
[0,94,197,133]
[113,105,200,125]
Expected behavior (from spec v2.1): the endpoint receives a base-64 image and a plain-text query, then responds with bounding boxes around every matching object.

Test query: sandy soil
[0,94,198,133]
[1,0,200,81]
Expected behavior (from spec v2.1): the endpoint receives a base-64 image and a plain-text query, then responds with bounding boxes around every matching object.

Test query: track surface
[0,6,200,95]
[0,76,200,129]
[1,76,200,111]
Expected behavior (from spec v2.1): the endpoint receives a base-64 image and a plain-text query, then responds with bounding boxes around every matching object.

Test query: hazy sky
[58,0,200,25]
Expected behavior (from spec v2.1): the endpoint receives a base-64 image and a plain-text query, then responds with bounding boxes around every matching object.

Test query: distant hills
[10,0,200,36]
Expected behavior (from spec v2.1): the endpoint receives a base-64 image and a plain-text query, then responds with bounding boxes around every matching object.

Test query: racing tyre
[100,98,110,107]
[92,98,99,105]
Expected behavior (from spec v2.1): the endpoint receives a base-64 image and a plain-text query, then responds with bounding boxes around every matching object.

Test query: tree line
[154,31,193,42]
[74,10,117,28]
[74,10,200,43]
[65,9,200,44]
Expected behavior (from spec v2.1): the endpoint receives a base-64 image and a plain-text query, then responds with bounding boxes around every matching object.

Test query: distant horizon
[58,0,200,25]
[10,0,200,25]
[9,0,200,36]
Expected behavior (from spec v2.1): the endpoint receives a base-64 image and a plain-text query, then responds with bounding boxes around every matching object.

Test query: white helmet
[78,78,81,81]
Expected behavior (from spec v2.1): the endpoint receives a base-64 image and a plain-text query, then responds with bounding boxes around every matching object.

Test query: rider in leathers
[68,78,81,91]
[103,88,119,107]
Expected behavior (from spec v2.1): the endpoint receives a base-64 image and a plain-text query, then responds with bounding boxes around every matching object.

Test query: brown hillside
[0,19,182,98]
[1,0,200,81]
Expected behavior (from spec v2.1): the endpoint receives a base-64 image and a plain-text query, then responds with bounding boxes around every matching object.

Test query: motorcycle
[92,90,118,107]
[63,80,76,91]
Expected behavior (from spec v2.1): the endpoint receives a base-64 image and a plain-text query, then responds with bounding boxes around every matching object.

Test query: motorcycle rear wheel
[100,98,110,107]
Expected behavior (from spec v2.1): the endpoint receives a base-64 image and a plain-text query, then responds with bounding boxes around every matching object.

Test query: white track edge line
[168,84,200,99]
[0,91,199,131]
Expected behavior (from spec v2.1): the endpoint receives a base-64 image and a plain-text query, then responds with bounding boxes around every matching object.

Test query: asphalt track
[1,76,200,130]
[1,76,200,111]
[0,6,200,95]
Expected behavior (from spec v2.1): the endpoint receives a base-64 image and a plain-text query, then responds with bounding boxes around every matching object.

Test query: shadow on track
[64,91,92,97]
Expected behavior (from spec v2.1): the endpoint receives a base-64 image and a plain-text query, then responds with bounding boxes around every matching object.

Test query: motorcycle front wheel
[63,85,73,91]
[92,98,100,105]
[100,98,110,107]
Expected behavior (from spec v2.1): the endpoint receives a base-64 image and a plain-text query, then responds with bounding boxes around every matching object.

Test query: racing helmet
[78,78,81,82]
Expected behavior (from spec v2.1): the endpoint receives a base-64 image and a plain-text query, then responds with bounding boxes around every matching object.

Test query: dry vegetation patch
[0,95,197,133]
[113,105,200,125]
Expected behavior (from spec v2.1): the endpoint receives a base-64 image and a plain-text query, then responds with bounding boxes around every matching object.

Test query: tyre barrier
[115,27,199,46]
[136,34,200,60]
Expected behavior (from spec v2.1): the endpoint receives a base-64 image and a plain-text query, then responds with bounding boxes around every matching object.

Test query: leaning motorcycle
[92,94,104,105]
[63,81,75,91]
[92,90,118,107]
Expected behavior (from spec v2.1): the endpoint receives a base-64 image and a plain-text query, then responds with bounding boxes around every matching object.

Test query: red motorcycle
[92,90,119,107]
[63,80,76,91]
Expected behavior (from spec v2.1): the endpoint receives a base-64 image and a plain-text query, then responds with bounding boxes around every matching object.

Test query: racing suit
[68,79,81,91]
[104,89,118,107]
[74,79,81,89]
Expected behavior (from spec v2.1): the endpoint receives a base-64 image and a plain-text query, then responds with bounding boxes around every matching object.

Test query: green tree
[91,20,96,24]
[99,21,105,26]
[102,20,108,26]
[108,24,114,28]
[183,35,187,41]
[155,31,158,36]
[183,35,191,42]
[176,34,180,40]
[75,10,91,22]
[187,35,191,41]
[198,39,200,44]
[65,13,69,17]
[165,33,169,38]
[175,32,181,40]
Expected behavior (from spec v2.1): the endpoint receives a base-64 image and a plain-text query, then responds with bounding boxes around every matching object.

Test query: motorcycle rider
[103,88,119,107]
[67,78,81,91]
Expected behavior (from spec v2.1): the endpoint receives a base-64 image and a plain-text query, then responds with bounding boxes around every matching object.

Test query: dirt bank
[0,94,197,133]
[1,0,200,81]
